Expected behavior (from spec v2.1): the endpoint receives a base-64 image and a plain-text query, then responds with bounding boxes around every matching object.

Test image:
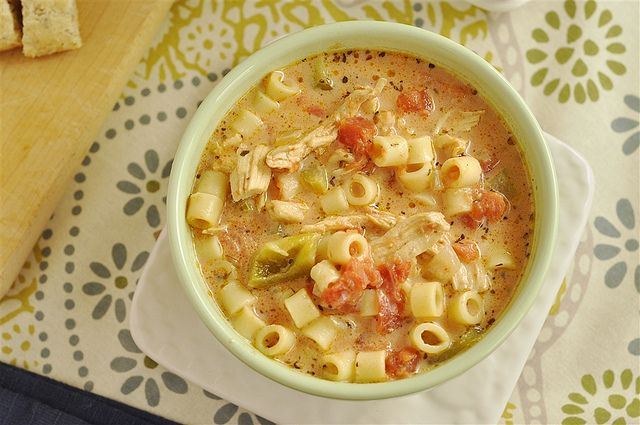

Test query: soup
[186,50,533,383]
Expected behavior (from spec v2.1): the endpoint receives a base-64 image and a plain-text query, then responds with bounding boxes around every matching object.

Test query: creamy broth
[188,50,533,382]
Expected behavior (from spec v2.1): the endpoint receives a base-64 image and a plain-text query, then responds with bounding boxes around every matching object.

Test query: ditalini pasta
[397,162,433,192]
[355,351,387,383]
[266,71,301,101]
[448,291,485,325]
[326,231,369,265]
[301,316,338,350]
[371,135,409,167]
[255,325,296,356]
[195,235,224,264]
[230,109,263,138]
[344,173,379,206]
[189,49,535,382]
[440,156,483,188]
[410,322,451,354]
[284,288,321,328]
[410,281,444,318]
[253,91,280,115]
[321,350,356,382]
[186,192,224,229]
[231,305,267,340]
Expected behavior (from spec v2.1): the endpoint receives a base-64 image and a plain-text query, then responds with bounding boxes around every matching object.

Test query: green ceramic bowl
[167,21,558,400]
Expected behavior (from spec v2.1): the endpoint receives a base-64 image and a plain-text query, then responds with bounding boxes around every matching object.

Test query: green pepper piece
[429,325,484,363]
[248,233,321,288]
[301,165,329,194]
[314,57,334,90]
[487,170,516,199]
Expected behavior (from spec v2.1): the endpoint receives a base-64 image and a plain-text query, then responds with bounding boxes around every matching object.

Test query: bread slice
[21,0,81,57]
[0,0,21,52]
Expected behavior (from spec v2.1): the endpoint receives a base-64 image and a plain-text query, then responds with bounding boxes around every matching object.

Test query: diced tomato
[459,214,479,229]
[470,191,507,223]
[337,116,377,165]
[460,191,507,228]
[306,105,325,117]
[386,347,421,378]
[396,88,433,114]
[480,157,500,173]
[376,260,411,334]
[453,241,480,263]
[320,256,381,313]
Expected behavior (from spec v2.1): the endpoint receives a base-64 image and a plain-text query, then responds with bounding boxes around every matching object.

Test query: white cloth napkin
[130,132,593,424]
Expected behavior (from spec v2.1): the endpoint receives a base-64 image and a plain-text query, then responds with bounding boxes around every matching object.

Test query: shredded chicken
[299,210,398,233]
[365,210,399,229]
[255,192,268,211]
[327,148,355,177]
[422,236,491,292]
[267,200,308,223]
[466,260,491,292]
[434,134,469,161]
[230,144,272,202]
[266,79,387,170]
[424,236,467,289]
[374,110,397,136]
[434,110,484,135]
[370,212,449,263]
[222,133,243,147]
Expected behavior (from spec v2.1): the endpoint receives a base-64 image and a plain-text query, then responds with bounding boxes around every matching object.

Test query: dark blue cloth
[0,362,180,425]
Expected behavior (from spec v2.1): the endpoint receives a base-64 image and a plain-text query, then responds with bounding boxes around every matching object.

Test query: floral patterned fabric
[1,1,638,424]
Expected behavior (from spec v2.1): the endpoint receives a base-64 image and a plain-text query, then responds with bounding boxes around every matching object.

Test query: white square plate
[131,133,593,424]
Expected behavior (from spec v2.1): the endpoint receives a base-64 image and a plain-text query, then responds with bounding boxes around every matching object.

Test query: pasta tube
[231,305,266,340]
[397,162,433,192]
[195,236,223,263]
[253,90,280,115]
[230,109,263,138]
[410,281,444,318]
[218,280,256,315]
[441,156,482,188]
[407,136,434,164]
[310,260,340,296]
[344,173,379,206]
[266,71,300,101]
[327,231,369,265]
[254,325,295,356]
[321,350,356,382]
[355,351,387,383]
[449,291,484,325]
[443,188,474,217]
[371,135,409,167]
[410,322,451,354]
[301,316,338,351]
[284,288,321,328]
[186,192,224,229]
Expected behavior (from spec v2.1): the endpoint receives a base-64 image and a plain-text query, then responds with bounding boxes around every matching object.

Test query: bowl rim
[167,20,559,400]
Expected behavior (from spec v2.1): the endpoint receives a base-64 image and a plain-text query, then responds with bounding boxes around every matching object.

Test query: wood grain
[0,0,173,297]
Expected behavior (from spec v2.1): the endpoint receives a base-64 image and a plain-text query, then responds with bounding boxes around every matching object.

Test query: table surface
[1,1,638,424]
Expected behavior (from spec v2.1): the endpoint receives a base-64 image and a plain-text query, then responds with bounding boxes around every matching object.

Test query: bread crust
[0,0,21,52]
[21,0,81,57]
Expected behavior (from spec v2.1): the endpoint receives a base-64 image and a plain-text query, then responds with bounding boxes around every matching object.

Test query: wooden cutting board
[0,0,173,297]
